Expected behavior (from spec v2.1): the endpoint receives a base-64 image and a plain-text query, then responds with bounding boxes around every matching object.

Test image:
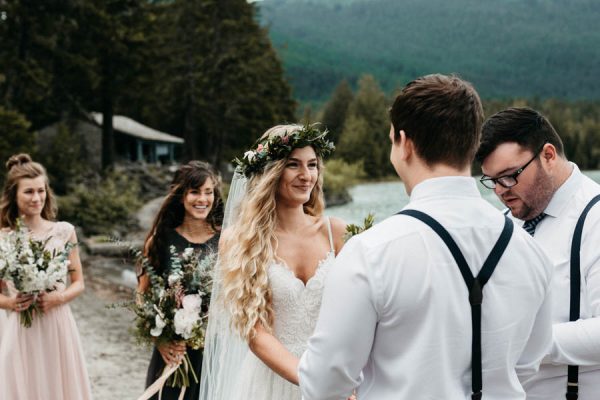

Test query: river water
[327,170,600,225]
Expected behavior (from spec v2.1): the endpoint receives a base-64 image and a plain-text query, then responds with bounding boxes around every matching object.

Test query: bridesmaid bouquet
[0,220,73,327]
[132,245,216,389]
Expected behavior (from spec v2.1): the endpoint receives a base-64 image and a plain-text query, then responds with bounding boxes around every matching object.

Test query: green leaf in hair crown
[233,124,335,178]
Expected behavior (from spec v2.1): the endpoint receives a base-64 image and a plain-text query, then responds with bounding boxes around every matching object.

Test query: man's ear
[398,130,413,162]
[541,142,559,168]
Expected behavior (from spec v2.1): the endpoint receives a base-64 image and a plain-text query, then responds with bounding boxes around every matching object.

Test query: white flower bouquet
[0,220,73,327]
[131,245,216,388]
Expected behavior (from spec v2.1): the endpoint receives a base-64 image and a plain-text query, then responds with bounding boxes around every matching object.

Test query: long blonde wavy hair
[221,125,325,341]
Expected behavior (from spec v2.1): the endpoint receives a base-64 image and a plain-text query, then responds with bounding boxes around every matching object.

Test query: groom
[298,74,554,399]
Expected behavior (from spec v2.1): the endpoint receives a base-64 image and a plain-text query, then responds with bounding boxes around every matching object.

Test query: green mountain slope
[259,0,600,102]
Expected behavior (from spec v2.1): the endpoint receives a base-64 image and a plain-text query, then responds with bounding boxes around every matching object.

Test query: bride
[200,124,347,399]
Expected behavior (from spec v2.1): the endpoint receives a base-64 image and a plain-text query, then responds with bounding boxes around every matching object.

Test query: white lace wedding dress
[231,218,335,400]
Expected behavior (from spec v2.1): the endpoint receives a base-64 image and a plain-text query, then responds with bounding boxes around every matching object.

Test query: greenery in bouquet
[343,213,375,242]
[131,245,216,388]
[0,219,73,327]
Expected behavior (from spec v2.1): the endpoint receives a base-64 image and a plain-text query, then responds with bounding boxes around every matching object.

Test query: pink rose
[282,135,289,144]
[257,144,264,152]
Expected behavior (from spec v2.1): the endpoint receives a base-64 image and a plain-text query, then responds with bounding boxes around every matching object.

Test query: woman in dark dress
[137,161,223,400]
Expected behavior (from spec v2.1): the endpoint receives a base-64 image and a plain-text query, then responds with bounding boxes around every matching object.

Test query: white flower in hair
[244,150,256,162]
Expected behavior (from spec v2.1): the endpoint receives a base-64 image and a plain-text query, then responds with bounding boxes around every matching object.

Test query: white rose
[174,309,200,339]
[182,294,202,312]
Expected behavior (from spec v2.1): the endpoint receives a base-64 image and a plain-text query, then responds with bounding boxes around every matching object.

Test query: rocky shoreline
[71,260,149,399]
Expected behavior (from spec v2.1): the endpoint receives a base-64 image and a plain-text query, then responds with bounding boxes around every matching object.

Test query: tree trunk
[101,58,115,170]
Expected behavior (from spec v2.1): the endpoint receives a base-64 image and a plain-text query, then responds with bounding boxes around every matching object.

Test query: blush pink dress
[0,222,92,400]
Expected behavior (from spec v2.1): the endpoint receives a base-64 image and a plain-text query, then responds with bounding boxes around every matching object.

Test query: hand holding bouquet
[0,220,73,327]
[132,245,216,390]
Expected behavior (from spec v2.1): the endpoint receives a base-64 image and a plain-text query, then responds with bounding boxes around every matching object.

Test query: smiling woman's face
[16,176,47,217]
[277,146,319,207]
[182,178,215,221]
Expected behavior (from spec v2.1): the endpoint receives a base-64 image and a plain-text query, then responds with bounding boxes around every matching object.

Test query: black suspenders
[398,209,513,400]
[566,194,600,400]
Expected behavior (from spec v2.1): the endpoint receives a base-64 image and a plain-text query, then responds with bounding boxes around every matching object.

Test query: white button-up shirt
[517,163,600,400]
[299,176,554,400]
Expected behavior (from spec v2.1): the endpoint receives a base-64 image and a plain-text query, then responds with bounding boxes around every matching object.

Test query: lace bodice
[268,252,334,356]
[31,221,75,254]
[268,216,336,357]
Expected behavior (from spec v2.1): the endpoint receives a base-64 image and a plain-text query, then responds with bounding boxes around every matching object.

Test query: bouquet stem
[166,353,197,388]
[19,293,41,328]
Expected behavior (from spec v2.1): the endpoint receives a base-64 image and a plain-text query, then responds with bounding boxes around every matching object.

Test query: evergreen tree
[145,0,296,166]
[0,107,34,184]
[337,75,392,178]
[321,79,353,145]
[80,0,156,170]
[0,1,91,129]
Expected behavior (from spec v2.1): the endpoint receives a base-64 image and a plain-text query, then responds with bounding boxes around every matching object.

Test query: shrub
[58,171,142,236]
[323,159,365,206]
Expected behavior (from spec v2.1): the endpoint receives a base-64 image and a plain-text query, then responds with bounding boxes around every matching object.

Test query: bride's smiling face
[276,146,319,206]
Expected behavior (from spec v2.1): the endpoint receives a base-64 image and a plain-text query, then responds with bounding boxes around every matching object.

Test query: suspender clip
[469,279,483,305]
[471,391,482,400]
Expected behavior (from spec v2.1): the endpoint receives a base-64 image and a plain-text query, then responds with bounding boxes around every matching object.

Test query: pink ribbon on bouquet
[137,363,187,400]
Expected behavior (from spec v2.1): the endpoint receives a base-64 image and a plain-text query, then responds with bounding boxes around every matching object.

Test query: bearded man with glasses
[476,107,600,400]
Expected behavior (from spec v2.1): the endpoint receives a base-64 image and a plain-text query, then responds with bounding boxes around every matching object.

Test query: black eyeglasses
[480,144,545,189]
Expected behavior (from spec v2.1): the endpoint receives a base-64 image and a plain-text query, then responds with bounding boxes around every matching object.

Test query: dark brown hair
[0,153,57,228]
[475,107,565,163]
[141,161,223,277]
[390,74,484,169]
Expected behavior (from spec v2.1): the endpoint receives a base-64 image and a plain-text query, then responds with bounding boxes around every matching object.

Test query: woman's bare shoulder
[327,216,347,255]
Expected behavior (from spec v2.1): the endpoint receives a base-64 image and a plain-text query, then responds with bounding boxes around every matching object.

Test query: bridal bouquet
[132,245,216,389]
[0,220,73,327]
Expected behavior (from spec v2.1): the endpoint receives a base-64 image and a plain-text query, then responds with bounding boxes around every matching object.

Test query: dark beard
[513,166,555,220]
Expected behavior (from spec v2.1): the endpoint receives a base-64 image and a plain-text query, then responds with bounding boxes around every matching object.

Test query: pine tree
[0,107,34,184]
[144,0,296,166]
[321,80,353,145]
[336,75,392,178]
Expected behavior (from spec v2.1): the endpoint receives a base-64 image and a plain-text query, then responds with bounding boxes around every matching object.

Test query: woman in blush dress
[200,124,350,400]
[0,284,6,343]
[0,153,92,400]
[138,161,223,400]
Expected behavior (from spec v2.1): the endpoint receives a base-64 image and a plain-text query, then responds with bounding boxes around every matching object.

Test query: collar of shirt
[543,162,580,218]
[409,176,481,203]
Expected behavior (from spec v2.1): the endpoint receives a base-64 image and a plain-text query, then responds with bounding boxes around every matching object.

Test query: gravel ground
[70,265,151,400]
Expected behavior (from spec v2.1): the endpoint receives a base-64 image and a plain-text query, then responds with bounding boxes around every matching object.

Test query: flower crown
[233,125,335,178]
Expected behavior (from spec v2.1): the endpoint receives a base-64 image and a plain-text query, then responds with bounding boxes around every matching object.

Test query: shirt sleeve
[517,263,554,385]
[549,206,600,366]
[299,237,378,400]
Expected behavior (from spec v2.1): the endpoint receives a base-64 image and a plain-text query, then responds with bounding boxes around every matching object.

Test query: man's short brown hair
[390,74,484,169]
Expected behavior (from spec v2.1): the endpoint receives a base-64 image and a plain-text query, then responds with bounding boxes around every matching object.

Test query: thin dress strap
[326,217,335,253]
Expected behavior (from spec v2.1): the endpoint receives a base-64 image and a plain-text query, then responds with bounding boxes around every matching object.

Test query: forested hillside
[260,0,600,102]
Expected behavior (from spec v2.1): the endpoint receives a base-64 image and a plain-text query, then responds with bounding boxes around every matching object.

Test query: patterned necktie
[522,213,546,236]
